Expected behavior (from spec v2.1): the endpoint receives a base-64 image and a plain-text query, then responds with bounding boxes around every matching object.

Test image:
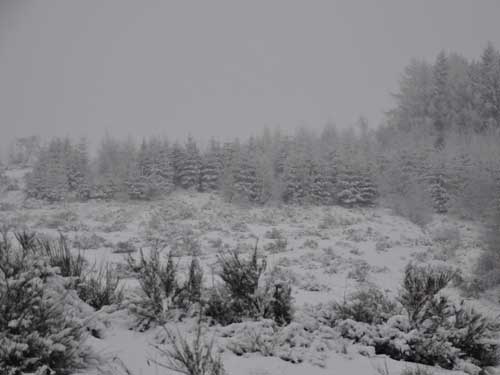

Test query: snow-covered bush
[34,235,86,280]
[153,320,225,375]
[206,245,293,326]
[334,264,500,370]
[113,239,138,254]
[128,249,204,329]
[263,237,288,254]
[127,248,180,329]
[72,232,108,250]
[399,263,454,325]
[224,319,334,367]
[0,232,95,374]
[332,287,400,325]
[77,262,124,310]
[264,227,283,239]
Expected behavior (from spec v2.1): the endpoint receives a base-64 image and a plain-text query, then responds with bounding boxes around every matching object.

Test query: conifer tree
[200,139,223,192]
[154,140,175,195]
[72,139,91,200]
[234,138,260,203]
[220,140,240,202]
[476,42,500,130]
[309,160,332,205]
[431,51,451,149]
[179,136,201,190]
[170,142,185,188]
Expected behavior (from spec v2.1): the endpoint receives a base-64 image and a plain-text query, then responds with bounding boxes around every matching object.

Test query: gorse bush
[34,234,86,280]
[399,263,454,325]
[77,262,124,310]
[206,244,293,326]
[333,287,400,325]
[127,248,180,329]
[0,231,95,374]
[152,319,225,375]
[127,248,204,329]
[334,263,500,370]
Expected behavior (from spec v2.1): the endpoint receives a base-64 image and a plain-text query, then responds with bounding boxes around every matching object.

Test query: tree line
[18,43,500,222]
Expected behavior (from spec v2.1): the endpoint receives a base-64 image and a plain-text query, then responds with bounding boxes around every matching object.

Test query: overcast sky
[1,1,500,155]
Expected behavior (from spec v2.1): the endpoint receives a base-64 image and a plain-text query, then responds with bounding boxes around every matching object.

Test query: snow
[1,169,498,375]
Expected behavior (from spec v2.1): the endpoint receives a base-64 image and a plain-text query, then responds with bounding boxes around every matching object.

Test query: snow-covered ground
[1,169,498,375]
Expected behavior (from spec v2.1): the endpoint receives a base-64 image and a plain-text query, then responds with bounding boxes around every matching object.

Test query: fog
[1,0,500,155]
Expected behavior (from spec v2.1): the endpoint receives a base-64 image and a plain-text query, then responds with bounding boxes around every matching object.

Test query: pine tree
[476,42,500,130]
[126,159,150,200]
[72,139,91,200]
[282,131,316,204]
[426,162,450,214]
[309,160,332,205]
[154,140,175,195]
[200,139,222,192]
[234,138,260,203]
[431,51,451,149]
[220,140,240,202]
[336,165,362,207]
[170,142,185,188]
[179,136,201,190]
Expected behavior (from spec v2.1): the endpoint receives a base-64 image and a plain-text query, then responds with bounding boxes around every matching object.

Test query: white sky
[1,0,500,155]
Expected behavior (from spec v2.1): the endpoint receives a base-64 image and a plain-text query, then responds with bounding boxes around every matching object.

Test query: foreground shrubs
[77,263,124,310]
[152,319,225,375]
[333,263,500,371]
[0,232,95,374]
[332,287,400,325]
[206,245,293,326]
[127,248,204,329]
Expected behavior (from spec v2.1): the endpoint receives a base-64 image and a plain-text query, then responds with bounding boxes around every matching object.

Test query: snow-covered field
[1,169,498,375]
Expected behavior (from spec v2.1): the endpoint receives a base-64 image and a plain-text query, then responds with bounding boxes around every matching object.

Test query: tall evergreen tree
[476,42,500,130]
[200,139,223,192]
[431,51,451,149]
[179,136,201,190]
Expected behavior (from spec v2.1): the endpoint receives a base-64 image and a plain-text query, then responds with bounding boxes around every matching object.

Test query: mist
[2,0,500,157]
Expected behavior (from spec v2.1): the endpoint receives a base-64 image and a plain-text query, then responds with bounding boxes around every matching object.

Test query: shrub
[0,231,95,374]
[77,262,124,310]
[333,287,400,325]
[175,256,204,310]
[335,264,500,370]
[72,232,108,250]
[263,238,288,254]
[206,244,293,326]
[35,235,86,280]
[113,240,138,254]
[152,320,225,375]
[399,263,454,325]
[127,248,181,329]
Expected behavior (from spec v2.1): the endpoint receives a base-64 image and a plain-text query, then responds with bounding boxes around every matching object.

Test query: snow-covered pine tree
[336,164,362,207]
[425,161,450,214]
[200,138,223,192]
[220,139,240,202]
[154,140,174,195]
[309,159,332,205]
[25,148,48,199]
[71,138,91,200]
[282,134,313,204]
[170,141,185,188]
[476,42,500,130]
[45,139,70,202]
[323,147,340,204]
[357,172,378,206]
[126,158,150,200]
[234,138,260,203]
[431,51,451,149]
[179,136,201,190]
